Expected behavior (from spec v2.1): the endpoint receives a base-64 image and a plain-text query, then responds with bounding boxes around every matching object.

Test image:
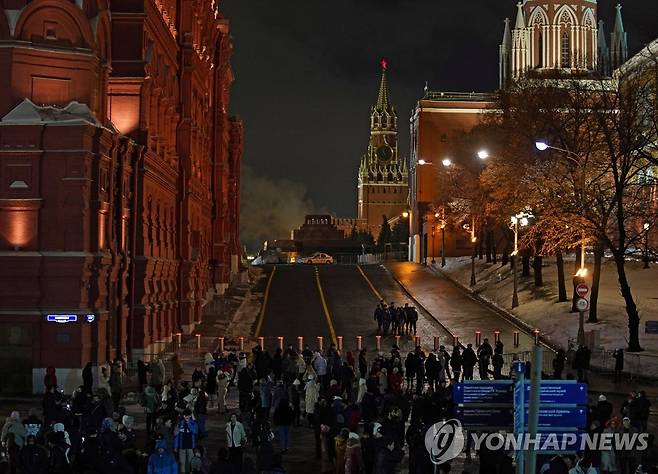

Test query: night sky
[222,0,658,250]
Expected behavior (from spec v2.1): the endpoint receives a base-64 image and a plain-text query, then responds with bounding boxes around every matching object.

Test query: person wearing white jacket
[304,375,320,422]
[225,414,247,472]
[217,371,230,414]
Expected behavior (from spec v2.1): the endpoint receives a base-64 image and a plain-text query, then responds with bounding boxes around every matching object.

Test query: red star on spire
[381,58,388,71]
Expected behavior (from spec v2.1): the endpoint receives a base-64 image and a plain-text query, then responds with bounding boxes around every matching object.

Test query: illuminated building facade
[0,0,242,393]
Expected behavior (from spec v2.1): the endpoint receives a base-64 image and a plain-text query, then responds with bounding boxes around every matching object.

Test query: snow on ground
[435,255,658,376]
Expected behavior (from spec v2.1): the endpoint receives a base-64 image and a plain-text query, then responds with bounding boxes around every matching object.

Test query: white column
[543,25,548,68]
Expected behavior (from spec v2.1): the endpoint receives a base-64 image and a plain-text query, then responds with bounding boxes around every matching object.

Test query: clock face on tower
[376,145,394,163]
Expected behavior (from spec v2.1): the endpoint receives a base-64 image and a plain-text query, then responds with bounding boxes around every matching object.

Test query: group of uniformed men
[373,301,419,336]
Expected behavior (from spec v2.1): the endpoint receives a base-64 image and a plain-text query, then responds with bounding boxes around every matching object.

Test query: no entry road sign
[576,283,589,298]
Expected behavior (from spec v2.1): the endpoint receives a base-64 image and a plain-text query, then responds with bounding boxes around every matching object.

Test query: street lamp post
[431,225,436,265]
[536,141,587,277]
[510,212,533,308]
[644,222,650,269]
[470,218,477,287]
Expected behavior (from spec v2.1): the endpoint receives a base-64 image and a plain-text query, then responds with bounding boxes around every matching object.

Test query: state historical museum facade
[0,0,242,392]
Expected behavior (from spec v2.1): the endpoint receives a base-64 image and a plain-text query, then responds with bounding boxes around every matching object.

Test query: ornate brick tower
[357,60,408,238]
[499,1,628,87]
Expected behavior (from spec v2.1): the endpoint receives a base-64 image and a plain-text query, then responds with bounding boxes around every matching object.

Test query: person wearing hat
[596,394,613,427]
[147,438,178,474]
[173,409,198,473]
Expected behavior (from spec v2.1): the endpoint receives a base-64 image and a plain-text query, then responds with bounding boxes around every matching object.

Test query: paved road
[258,264,451,356]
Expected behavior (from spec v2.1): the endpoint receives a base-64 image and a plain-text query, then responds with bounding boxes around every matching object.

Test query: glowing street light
[417,159,432,165]
[510,211,533,308]
[402,211,409,218]
[442,158,452,167]
[535,141,549,151]
[477,150,490,160]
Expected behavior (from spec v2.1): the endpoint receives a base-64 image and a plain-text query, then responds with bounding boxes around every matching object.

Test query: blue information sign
[532,407,587,429]
[456,405,587,430]
[455,406,514,429]
[523,381,588,405]
[453,381,514,405]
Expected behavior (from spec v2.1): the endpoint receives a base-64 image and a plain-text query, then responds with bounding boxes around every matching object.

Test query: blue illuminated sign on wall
[45,314,78,323]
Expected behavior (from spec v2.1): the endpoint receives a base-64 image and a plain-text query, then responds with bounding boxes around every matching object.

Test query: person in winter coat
[82,362,94,394]
[600,417,620,474]
[290,380,302,426]
[356,378,367,404]
[388,368,403,394]
[596,395,614,427]
[450,347,462,382]
[142,385,160,435]
[345,432,364,474]
[358,350,368,379]
[148,438,178,474]
[335,428,349,474]
[205,365,218,408]
[99,363,112,393]
[18,434,48,474]
[171,355,184,384]
[305,375,320,423]
[320,425,335,474]
[272,402,295,452]
[553,349,566,379]
[225,414,247,473]
[313,352,328,389]
[373,437,397,474]
[569,458,597,474]
[173,409,199,474]
[217,371,230,414]
[613,348,624,384]
[150,358,164,390]
[1,411,26,448]
[462,344,477,380]
[44,366,57,391]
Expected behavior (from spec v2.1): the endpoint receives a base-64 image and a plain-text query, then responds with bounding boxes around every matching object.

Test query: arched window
[537,32,543,68]
[561,31,571,68]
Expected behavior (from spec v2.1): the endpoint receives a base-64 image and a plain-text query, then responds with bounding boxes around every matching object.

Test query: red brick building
[0,0,242,393]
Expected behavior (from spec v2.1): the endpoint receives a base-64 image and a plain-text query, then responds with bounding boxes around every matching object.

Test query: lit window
[561,31,570,68]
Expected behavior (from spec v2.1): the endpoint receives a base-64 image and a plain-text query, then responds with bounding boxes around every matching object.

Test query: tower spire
[376,58,391,111]
[610,3,628,70]
[514,2,525,29]
[598,20,610,76]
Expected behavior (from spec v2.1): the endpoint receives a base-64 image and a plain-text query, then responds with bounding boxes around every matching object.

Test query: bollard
[375,335,381,351]
[239,336,245,352]
[533,329,540,346]
[337,336,343,351]
[394,335,400,348]
[414,336,421,347]
[218,336,225,353]
[175,332,182,348]
[453,335,459,347]
[434,336,440,352]
[475,331,482,347]
[317,336,324,352]
[258,336,264,349]
[196,333,201,350]
[277,336,284,350]
[513,331,520,348]
[494,330,501,344]
[356,335,363,351]
[297,336,304,352]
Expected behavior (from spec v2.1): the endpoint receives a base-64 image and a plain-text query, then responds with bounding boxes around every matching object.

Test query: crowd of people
[0,328,655,474]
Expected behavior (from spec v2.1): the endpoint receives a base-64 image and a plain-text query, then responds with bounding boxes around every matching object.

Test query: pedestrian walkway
[386,262,658,406]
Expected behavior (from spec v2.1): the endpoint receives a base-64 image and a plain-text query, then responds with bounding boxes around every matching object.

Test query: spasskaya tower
[357,60,409,238]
